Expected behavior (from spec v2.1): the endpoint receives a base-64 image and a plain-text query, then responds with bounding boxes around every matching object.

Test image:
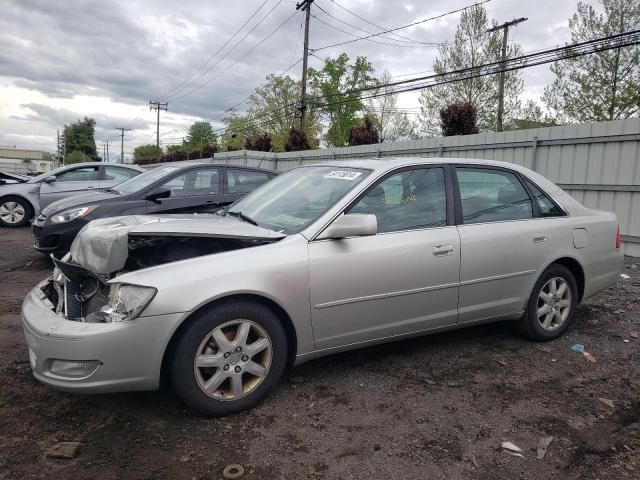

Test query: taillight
[615,227,621,249]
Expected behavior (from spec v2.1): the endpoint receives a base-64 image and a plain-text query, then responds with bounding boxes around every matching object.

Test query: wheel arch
[547,256,586,302]
[160,293,298,385]
[0,193,37,221]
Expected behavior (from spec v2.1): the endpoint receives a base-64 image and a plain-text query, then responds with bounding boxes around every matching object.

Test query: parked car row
[32,163,276,255]
[20,157,623,416]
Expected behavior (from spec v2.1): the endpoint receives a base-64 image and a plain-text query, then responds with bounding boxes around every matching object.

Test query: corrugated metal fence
[208,118,640,256]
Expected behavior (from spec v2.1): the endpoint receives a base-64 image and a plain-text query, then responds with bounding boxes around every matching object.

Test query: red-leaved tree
[439,102,479,136]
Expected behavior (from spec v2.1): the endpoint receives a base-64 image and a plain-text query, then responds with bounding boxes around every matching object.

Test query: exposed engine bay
[45,234,276,322]
[40,213,286,323]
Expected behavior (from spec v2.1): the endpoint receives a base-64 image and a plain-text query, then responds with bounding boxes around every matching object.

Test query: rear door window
[227,169,271,194]
[456,168,533,224]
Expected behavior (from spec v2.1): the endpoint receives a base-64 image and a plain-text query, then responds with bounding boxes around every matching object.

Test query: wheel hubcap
[537,277,572,331]
[0,201,26,224]
[193,319,272,401]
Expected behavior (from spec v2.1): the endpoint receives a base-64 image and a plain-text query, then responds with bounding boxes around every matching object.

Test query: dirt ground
[0,226,639,480]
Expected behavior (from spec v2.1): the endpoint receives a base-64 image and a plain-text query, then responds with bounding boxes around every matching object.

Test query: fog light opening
[48,359,101,379]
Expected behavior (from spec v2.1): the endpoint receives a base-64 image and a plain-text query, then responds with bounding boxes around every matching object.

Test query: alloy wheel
[193,319,272,401]
[536,276,572,331]
[0,201,26,225]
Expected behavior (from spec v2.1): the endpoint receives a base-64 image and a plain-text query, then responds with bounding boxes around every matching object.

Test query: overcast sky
[0,0,597,158]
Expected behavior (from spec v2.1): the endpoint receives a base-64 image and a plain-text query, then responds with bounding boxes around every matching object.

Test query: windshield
[112,166,180,195]
[227,166,370,234]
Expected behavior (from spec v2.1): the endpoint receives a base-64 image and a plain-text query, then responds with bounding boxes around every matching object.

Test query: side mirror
[317,214,377,240]
[146,188,171,203]
[43,175,56,183]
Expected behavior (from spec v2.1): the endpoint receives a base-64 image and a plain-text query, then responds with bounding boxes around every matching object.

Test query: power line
[313,1,436,47]
[309,29,640,110]
[158,0,276,102]
[311,0,490,52]
[327,0,432,45]
[166,9,298,104]
[311,13,425,49]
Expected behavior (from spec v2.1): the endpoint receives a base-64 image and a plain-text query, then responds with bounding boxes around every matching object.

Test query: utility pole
[487,17,527,132]
[296,0,314,130]
[56,130,61,167]
[105,139,110,162]
[114,127,131,163]
[149,100,168,156]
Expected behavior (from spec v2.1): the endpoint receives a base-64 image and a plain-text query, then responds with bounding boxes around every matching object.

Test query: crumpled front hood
[69,213,285,275]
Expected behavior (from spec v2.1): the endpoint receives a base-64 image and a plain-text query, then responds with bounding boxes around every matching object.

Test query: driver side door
[38,165,101,208]
[308,166,461,349]
[145,167,223,214]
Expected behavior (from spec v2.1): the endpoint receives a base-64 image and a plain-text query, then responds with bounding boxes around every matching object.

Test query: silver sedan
[0,162,142,227]
[21,158,623,416]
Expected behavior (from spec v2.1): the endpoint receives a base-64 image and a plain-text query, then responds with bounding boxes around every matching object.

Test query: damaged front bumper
[21,278,184,393]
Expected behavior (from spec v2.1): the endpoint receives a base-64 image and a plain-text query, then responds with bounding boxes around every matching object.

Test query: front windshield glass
[227,166,370,234]
[112,166,180,195]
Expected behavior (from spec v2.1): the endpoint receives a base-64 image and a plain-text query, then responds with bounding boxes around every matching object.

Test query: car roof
[308,157,528,173]
[145,161,276,173]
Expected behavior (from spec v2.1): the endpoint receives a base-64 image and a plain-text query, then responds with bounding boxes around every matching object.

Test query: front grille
[64,280,83,320]
[32,225,42,247]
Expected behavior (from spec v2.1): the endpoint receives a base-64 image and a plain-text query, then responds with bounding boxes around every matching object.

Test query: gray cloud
[1,0,595,152]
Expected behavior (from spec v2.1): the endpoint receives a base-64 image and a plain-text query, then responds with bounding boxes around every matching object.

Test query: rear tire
[0,196,33,227]
[517,264,578,341]
[168,300,287,416]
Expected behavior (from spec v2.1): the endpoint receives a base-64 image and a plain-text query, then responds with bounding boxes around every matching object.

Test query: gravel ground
[1,226,639,480]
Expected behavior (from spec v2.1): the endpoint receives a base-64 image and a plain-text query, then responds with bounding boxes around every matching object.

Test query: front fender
[0,184,40,216]
[112,234,315,356]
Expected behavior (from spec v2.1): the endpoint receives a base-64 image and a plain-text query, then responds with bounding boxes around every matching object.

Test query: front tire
[168,301,288,416]
[518,264,578,341]
[0,196,33,227]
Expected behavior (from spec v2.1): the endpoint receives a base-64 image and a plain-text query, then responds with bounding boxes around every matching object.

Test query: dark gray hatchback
[32,162,277,255]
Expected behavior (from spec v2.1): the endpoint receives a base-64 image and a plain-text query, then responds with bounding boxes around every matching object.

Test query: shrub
[285,127,310,152]
[439,102,479,136]
[245,133,273,152]
[348,115,379,146]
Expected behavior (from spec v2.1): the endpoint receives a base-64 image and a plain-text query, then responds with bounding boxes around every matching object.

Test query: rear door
[38,165,101,208]
[145,167,223,214]
[224,168,273,204]
[453,166,551,323]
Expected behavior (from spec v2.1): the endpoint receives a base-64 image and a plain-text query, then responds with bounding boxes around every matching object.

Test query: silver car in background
[0,162,143,227]
[21,158,623,416]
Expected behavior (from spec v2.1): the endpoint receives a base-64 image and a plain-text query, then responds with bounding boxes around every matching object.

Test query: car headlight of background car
[86,283,157,323]
[50,206,97,224]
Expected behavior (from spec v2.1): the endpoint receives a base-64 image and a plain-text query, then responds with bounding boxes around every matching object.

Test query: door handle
[533,234,548,243]
[433,244,454,256]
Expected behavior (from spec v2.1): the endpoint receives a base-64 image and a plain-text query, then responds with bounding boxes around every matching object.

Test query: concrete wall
[207,118,640,256]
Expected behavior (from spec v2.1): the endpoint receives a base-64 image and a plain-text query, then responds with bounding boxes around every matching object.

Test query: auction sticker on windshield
[325,170,362,181]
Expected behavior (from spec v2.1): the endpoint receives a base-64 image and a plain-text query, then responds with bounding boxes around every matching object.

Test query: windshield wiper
[227,210,258,226]
[105,188,121,195]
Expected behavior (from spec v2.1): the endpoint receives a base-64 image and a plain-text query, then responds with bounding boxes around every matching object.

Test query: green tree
[185,121,217,148]
[308,53,376,147]
[65,150,90,164]
[418,5,523,135]
[220,110,260,151]
[543,0,640,122]
[367,70,417,142]
[64,117,100,161]
[245,74,321,151]
[133,144,161,162]
[505,100,557,130]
